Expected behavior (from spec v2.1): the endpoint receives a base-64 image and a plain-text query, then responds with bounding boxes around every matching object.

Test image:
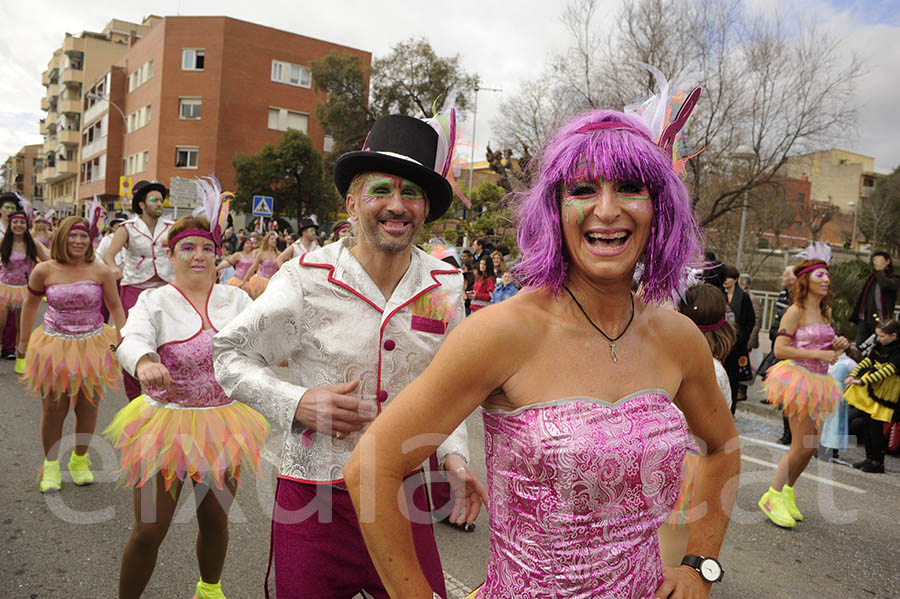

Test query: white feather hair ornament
[193,176,231,256]
[796,241,832,265]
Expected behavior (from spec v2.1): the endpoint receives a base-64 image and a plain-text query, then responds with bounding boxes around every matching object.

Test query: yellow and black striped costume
[844,341,900,422]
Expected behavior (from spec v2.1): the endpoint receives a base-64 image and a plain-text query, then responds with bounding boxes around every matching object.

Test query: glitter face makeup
[359,174,426,207]
[175,237,216,263]
[562,178,651,225]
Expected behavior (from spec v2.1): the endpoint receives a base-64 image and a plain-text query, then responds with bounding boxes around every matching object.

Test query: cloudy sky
[2,0,898,171]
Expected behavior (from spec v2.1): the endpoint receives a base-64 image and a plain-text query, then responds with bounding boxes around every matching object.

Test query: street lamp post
[466,85,502,213]
[86,91,128,210]
[732,145,755,271]
[848,201,859,251]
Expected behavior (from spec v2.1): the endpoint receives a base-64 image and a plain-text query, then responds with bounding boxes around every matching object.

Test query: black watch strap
[680,555,702,569]
[681,554,724,583]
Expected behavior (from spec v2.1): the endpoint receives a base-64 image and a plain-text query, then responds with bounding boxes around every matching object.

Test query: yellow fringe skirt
[0,282,26,311]
[764,360,840,424]
[104,395,269,492]
[243,274,270,299]
[22,324,120,404]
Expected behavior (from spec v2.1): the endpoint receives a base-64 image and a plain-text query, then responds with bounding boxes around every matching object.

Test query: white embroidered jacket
[212,238,468,483]
[117,284,252,376]
[121,217,174,286]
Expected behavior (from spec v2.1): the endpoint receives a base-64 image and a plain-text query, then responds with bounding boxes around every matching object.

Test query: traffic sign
[119,176,133,198]
[252,195,274,217]
[169,177,203,209]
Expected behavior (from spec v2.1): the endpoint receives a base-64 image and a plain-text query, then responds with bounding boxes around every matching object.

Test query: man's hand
[443,454,489,528]
[136,361,173,388]
[294,379,373,438]
[655,565,711,599]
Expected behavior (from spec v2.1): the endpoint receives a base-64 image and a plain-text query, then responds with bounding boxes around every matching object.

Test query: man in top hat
[103,181,174,399]
[276,217,320,265]
[213,113,483,598]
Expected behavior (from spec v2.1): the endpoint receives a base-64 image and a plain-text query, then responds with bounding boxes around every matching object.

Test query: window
[267,107,308,133]
[128,60,154,92]
[179,98,202,119]
[271,60,311,88]
[126,105,151,133]
[182,49,205,71]
[175,147,198,169]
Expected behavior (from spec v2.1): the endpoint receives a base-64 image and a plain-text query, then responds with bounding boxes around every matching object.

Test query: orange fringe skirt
[104,395,269,492]
[0,282,26,311]
[21,324,120,404]
[764,360,840,424]
[243,274,270,299]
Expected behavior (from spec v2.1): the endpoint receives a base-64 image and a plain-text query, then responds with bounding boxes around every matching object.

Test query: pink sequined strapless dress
[245,258,278,299]
[104,330,268,491]
[764,324,840,423]
[22,281,119,403]
[226,255,255,288]
[474,390,692,599]
[0,251,33,310]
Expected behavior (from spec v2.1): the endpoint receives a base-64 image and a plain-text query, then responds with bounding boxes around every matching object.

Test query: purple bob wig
[512,109,703,303]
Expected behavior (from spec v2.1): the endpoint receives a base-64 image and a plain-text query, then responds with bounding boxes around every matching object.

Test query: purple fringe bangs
[512,109,703,304]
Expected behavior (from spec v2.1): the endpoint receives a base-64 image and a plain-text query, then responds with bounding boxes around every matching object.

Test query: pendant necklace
[563,286,635,364]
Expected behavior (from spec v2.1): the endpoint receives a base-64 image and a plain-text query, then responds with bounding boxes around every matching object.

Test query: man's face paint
[562,177,651,225]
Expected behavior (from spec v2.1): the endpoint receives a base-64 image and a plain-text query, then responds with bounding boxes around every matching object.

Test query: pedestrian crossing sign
[252,195,274,217]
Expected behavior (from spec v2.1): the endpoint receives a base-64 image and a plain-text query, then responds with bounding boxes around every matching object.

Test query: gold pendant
[610,342,619,363]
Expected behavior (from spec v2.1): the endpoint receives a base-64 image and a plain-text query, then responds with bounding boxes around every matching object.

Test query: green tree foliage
[371,38,479,118]
[309,52,375,161]
[232,130,340,222]
[858,166,900,254]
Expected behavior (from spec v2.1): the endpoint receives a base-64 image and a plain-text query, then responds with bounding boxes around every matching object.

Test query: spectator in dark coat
[851,251,900,346]
[723,264,756,414]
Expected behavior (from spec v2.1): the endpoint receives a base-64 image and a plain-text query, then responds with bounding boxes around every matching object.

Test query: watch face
[700,559,722,581]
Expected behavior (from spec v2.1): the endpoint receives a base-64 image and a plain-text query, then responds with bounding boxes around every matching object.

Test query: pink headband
[9,214,27,223]
[796,263,828,278]
[167,229,217,254]
[698,316,726,332]
[70,224,90,235]
[575,120,654,143]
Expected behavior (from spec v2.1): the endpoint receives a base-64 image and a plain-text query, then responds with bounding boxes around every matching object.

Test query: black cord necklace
[563,286,635,364]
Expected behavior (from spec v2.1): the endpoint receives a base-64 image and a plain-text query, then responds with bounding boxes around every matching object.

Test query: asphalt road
[2,356,898,598]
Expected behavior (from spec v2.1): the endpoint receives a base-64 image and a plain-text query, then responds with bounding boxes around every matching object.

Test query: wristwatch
[681,555,724,583]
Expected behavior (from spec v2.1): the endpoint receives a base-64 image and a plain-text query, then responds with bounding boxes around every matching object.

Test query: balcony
[39,120,49,135]
[42,70,50,86]
[83,100,107,126]
[46,109,58,123]
[41,97,50,111]
[56,159,77,177]
[861,186,874,198]
[81,137,106,160]
[58,98,82,115]
[46,83,59,98]
[43,137,58,154]
[61,68,83,86]
[58,129,80,145]
[63,36,84,53]
[39,165,56,183]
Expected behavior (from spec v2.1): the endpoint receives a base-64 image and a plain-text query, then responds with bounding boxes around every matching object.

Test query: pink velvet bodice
[789,324,834,375]
[233,255,254,280]
[145,329,230,407]
[257,259,278,279]
[1,252,32,285]
[478,391,691,599]
[43,281,104,336]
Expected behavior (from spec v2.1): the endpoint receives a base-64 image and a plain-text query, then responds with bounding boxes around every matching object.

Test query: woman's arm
[344,307,519,599]
[98,265,126,329]
[669,318,740,595]
[772,306,836,363]
[17,264,47,355]
[35,240,51,262]
[215,253,239,271]
[276,244,294,266]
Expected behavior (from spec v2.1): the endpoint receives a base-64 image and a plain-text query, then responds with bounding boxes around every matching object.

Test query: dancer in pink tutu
[215,234,257,287]
[240,230,279,299]
[104,181,268,599]
[19,211,125,493]
[346,74,740,599]
[759,243,850,528]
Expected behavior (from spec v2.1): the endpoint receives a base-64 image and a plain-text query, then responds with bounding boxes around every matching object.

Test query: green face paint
[362,176,395,206]
[175,238,215,262]
[400,179,425,200]
[562,178,651,224]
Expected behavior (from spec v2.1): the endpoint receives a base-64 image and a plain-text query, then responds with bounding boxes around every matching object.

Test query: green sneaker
[68,452,94,486]
[40,459,61,493]
[192,580,226,599]
[758,487,796,528]
[14,357,25,375]
[782,485,803,521]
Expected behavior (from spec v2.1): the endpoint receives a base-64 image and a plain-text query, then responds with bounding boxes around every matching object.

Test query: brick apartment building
[78,16,371,213]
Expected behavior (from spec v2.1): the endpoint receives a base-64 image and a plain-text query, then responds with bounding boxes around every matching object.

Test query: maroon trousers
[266,476,446,599]
[2,311,16,355]
[120,284,150,399]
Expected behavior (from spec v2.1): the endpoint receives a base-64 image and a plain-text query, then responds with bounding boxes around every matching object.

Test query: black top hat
[333,115,452,222]
[299,217,318,232]
[0,192,22,210]
[132,181,168,214]
[110,212,129,225]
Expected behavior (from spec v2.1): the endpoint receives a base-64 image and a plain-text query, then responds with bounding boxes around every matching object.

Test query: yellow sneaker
[68,452,94,486]
[14,357,25,375]
[782,485,803,521]
[40,459,61,493]
[758,487,796,528]
[192,580,226,599]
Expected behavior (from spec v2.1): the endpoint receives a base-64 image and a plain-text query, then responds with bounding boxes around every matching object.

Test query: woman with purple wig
[345,78,740,598]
